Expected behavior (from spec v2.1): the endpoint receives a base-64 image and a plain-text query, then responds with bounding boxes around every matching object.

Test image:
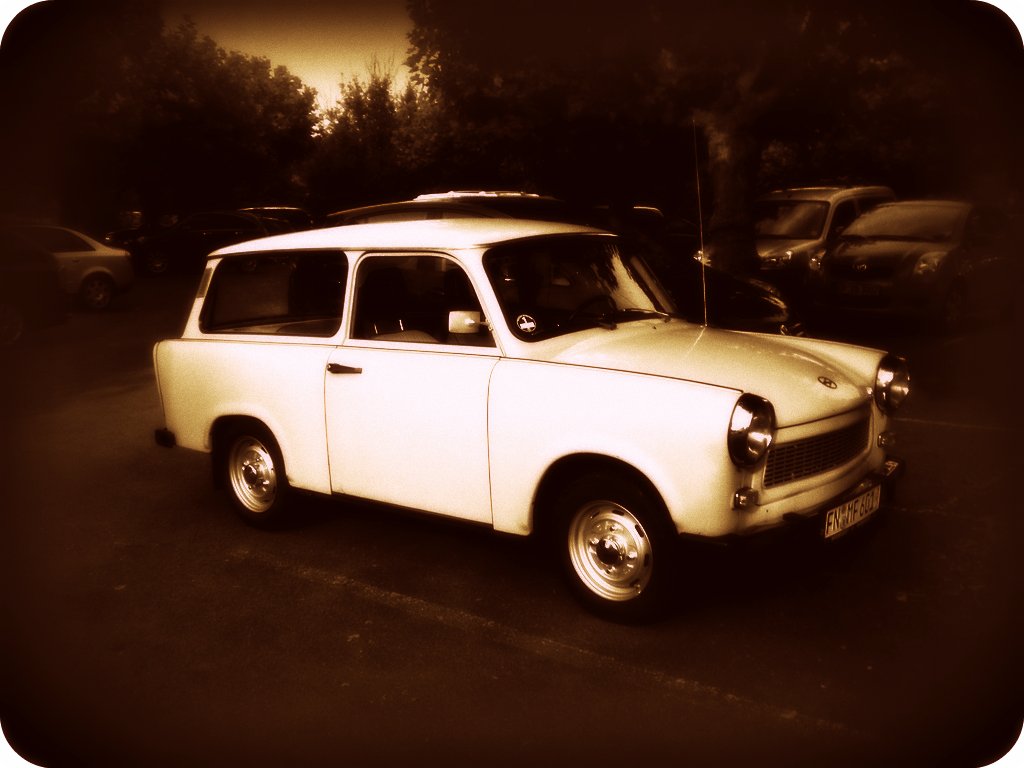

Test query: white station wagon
[153,219,909,620]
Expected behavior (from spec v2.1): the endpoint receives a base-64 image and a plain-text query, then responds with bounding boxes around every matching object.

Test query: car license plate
[837,281,881,296]
[823,484,881,539]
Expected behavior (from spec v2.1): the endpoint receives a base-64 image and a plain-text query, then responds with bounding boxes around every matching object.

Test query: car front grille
[824,258,903,280]
[763,416,870,488]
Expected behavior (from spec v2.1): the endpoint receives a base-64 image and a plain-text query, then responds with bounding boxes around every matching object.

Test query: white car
[6,224,134,310]
[153,219,909,620]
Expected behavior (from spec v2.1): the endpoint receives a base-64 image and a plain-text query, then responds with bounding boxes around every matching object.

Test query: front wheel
[0,302,25,346]
[552,473,676,622]
[78,273,115,310]
[934,283,967,335]
[144,250,170,275]
[220,423,290,528]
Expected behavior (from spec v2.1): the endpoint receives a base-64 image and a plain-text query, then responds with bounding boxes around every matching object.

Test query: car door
[325,253,499,523]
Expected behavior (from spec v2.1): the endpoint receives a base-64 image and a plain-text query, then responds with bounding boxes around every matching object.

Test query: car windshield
[843,204,968,242]
[483,235,674,341]
[754,200,829,239]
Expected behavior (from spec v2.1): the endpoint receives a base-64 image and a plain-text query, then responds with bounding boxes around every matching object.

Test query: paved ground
[1,274,1021,767]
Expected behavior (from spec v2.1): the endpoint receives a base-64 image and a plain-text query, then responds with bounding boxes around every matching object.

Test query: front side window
[352,254,495,346]
[185,213,259,232]
[200,250,347,336]
[483,235,672,341]
[828,200,859,238]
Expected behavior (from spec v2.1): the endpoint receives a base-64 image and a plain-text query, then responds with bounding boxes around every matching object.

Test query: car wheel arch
[210,415,280,487]
[531,453,670,538]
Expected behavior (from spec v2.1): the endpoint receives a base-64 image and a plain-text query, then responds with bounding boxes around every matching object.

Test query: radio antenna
[692,118,708,327]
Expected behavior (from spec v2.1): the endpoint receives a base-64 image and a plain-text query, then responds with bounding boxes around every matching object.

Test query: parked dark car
[126,211,274,275]
[0,229,67,345]
[326,192,802,334]
[238,206,314,232]
[809,200,1021,332]
[753,187,895,284]
[323,191,598,227]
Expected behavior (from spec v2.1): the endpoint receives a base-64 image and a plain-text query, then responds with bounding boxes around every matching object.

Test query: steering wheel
[567,294,616,324]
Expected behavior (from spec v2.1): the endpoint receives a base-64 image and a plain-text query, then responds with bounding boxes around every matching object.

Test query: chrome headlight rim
[728,393,776,468]
[874,353,911,413]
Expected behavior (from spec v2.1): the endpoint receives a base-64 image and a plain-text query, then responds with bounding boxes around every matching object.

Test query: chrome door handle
[327,363,362,374]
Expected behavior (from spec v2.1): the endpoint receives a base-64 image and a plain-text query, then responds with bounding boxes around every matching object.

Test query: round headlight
[728,394,776,467]
[913,251,947,277]
[874,353,911,412]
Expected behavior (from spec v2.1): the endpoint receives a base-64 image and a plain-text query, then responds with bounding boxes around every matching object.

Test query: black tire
[0,302,25,346]
[550,472,677,622]
[145,250,170,275]
[218,422,290,528]
[78,273,115,311]
[934,283,967,335]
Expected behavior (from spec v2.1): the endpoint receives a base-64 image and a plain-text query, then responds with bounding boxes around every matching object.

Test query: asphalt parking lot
[1,273,1021,767]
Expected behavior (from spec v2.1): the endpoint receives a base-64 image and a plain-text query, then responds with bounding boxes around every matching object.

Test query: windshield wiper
[615,307,674,322]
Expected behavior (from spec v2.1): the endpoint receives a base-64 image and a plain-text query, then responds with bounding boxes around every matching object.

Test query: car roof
[758,186,894,203]
[413,190,559,201]
[874,199,970,210]
[325,192,580,225]
[212,217,608,256]
[326,199,511,223]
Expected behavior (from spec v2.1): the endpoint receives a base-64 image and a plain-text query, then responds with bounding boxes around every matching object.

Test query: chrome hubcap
[567,501,653,601]
[229,437,277,513]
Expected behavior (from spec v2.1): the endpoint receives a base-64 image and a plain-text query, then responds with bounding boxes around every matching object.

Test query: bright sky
[163,0,414,111]
[0,0,413,112]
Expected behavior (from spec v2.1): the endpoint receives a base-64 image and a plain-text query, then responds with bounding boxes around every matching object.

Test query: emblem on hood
[818,376,838,389]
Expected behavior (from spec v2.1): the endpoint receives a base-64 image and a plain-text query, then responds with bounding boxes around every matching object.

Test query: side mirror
[448,310,483,334]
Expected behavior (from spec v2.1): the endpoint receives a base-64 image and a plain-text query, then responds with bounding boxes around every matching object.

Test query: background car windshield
[843,204,968,241]
[484,236,670,340]
[754,201,829,239]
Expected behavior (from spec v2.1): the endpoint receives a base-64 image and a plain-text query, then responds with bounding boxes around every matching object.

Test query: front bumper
[689,455,905,547]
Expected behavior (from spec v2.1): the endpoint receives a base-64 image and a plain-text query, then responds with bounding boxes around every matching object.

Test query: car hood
[538,321,874,425]
[830,238,953,270]
[757,238,816,257]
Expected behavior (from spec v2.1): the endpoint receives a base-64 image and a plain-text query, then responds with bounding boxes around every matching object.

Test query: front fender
[487,359,743,536]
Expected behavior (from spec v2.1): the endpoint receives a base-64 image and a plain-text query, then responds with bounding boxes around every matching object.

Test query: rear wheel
[552,473,676,622]
[220,423,290,528]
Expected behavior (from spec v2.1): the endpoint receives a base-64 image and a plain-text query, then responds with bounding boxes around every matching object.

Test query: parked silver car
[5,224,134,310]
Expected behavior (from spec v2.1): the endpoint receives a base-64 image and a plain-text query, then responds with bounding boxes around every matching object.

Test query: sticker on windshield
[516,314,538,334]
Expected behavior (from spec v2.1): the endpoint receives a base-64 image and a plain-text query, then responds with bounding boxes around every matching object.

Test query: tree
[0,1,319,229]
[405,0,1023,274]
[307,67,406,210]
[114,20,318,217]
[0,0,163,225]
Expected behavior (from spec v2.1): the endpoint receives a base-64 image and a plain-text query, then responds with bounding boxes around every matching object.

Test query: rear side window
[200,250,347,336]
